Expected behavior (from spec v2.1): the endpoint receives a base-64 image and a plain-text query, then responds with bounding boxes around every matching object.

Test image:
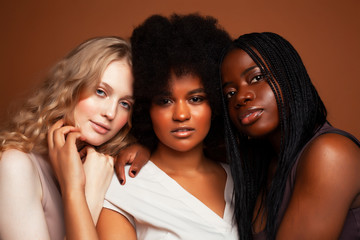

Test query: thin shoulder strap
[319,129,360,147]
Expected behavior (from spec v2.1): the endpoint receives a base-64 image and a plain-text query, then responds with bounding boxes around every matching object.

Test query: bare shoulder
[0,149,51,239]
[0,149,38,177]
[0,149,42,195]
[277,133,360,239]
[297,132,360,197]
[299,132,360,170]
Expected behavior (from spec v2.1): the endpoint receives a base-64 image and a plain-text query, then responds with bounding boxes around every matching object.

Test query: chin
[170,142,203,153]
[84,136,106,147]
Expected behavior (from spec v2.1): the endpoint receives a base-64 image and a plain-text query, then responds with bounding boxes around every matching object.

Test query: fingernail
[120,179,124,185]
[131,170,137,177]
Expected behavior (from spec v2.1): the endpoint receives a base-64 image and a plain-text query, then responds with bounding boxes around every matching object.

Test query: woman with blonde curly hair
[0,36,145,240]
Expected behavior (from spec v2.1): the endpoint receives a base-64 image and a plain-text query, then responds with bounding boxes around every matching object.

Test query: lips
[90,120,111,134]
[171,126,195,138]
[238,108,264,125]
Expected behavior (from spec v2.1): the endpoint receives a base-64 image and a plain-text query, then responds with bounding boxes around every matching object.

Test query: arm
[60,145,114,240]
[115,143,150,185]
[48,120,114,239]
[97,208,137,240]
[277,133,360,240]
[0,150,51,240]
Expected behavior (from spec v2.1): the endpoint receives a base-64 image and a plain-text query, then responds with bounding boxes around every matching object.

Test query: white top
[104,161,238,240]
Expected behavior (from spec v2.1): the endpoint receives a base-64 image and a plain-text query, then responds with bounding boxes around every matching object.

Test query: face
[73,60,134,146]
[150,73,212,152]
[221,49,279,139]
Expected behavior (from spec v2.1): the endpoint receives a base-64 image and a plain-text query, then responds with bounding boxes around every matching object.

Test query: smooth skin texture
[276,133,360,239]
[0,149,51,239]
[221,48,360,239]
[96,73,227,239]
[73,60,134,146]
[47,59,136,240]
[221,49,279,140]
[0,59,144,240]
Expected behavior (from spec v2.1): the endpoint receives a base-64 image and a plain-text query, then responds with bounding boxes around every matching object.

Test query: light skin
[48,60,136,240]
[96,73,227,240]
[221,48,360,239]
[72,60,134,146]
[0,59,136,240]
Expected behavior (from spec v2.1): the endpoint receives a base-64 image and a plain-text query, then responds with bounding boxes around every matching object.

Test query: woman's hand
[47,119,85,193]
[48,119,114,223]
[83,147,114,223]
[115,143,150,185]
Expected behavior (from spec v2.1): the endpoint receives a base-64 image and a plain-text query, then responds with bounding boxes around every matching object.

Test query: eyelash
[250,74,264,84]
[120,101,131,110]
[155,95,206,106]
[225,91,236,99]
[189,96,205,103]
[96,88,106,97]
[96,88,132,110]
[224,73,265,99]
[155,98,172,106]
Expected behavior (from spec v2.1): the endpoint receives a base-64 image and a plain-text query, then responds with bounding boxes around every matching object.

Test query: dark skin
[221,48,360,239]
[97,73,227,239]
[114,143,150,184]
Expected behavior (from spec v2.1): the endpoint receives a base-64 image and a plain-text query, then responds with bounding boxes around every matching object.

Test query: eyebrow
[241,65,258,77]
[222,65,259,88]
[188,88,206,95]
[158,88,206,96]
[122,95,135,102]
[100,82,113,94]
[100,82,134,101]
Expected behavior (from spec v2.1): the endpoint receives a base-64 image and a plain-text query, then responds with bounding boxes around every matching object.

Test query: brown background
[1,0,359,138]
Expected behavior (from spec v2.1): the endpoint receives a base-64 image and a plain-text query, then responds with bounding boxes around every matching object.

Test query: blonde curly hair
[0,36,134,158]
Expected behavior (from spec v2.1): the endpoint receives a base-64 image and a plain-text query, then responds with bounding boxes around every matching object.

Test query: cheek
[150,112,169,138]
[228,105,240,128]
[73,98,96,122]
[113,111,130,132]
[150,106,172,125]
[193,105,212,131]
[263,87,279,115]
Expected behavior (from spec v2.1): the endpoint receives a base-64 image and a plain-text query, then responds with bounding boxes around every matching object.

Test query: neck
[150,142,209,175]
[262,125,281,155]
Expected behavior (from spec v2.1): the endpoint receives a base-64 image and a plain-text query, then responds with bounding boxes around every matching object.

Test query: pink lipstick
[171,127,195,138]
[240,109,263,125]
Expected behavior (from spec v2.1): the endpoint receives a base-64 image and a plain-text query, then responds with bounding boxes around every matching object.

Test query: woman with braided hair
[220,32,360,239]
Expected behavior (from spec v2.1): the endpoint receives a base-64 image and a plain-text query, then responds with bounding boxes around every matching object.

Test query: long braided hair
[220,32,327,239]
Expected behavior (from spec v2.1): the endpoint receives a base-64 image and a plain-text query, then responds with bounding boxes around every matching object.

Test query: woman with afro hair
[95,13,238,239]
[220,32,360,239]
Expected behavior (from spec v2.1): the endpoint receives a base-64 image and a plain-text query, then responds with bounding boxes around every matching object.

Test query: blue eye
[120,101,131,110]
[96,89,106,97]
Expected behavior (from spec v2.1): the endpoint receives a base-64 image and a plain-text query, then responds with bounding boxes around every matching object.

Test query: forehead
[166,72,204,91]
[101,60,133,91]
[221,49,256,74]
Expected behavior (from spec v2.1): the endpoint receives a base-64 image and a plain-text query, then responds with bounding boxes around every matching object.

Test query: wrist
[62,187,86,201]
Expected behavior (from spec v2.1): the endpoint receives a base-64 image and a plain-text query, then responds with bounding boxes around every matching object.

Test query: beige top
[28,152,65,240]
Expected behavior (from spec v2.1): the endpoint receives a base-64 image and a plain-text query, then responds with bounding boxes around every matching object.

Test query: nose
[234,87,254,108]
[102,99,117,120]
[172,100,190,122]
